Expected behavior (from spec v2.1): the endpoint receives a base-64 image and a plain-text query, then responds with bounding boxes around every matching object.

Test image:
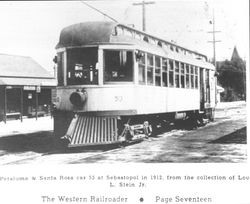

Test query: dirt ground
[0,101,247,164]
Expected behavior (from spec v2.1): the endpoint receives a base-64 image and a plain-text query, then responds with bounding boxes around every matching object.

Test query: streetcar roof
[57,21,204,55]
[56,21,115,49]
[56,21,214,69]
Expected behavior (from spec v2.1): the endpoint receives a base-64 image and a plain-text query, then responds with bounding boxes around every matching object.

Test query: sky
[0,0,248,73]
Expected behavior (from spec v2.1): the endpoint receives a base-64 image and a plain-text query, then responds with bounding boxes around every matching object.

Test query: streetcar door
[199,68,205,110]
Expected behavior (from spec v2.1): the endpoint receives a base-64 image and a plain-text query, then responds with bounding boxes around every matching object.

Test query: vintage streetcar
[53,21,216,147]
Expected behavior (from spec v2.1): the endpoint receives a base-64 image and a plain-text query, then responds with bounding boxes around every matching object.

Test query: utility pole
[207,9,221,67]
[133,1,155,31]
[207,9,221,104]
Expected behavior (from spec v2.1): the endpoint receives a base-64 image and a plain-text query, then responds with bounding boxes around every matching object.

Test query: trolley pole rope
[80,1,118,23]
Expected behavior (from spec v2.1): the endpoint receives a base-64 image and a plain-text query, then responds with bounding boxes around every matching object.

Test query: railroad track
[0,103,246,164]
[0,127,182,165]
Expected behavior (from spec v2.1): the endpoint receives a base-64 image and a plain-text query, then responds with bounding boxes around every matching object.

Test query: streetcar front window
[104,50,133,82]
[67,47,98,85]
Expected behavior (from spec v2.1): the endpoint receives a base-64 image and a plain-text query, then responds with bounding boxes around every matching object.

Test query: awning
[0,77,56,87]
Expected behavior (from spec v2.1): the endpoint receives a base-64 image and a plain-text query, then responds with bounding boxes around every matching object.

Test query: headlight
[69,90,87,107]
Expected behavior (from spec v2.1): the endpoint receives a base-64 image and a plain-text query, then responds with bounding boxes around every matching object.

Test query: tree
[217,53,246,102]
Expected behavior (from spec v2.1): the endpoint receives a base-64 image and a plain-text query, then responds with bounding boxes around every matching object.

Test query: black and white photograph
[0,0,249,203]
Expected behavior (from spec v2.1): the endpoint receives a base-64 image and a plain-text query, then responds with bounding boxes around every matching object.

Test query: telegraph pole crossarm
[208,40,221,43]
[207,31,221,33]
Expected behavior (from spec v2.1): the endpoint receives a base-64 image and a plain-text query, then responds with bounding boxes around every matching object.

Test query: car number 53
[114,96,123,102]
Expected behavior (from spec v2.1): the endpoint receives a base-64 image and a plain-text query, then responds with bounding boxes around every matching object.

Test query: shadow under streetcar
[1,121,244,155]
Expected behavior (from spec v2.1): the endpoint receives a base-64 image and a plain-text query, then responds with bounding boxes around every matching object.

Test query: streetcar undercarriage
[54,108,214,148]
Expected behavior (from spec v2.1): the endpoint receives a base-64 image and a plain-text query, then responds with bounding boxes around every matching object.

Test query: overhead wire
[80,0,118,22]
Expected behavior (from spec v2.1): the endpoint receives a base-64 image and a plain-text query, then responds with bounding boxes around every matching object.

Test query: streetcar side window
[180,62,185,88]
[104,50,133,82]
[195,66,198,89]
[155,56,161,86]
[185,64,190,88]
[162,58,168,87]
[138,51,146,84]
[190,65,194,88]
[169,60,174,87]
[147,54,154,85]
[57,52,65,86]
[175,61,180,88]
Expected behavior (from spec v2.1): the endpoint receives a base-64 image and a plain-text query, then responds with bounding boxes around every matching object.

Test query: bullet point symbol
[139,197,144,202]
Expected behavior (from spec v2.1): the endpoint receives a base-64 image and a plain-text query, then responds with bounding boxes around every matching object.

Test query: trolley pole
[133,1,155,32]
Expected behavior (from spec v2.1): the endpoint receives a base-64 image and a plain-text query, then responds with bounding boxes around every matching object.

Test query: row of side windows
[138,52,199,89]
[113,26,206,61]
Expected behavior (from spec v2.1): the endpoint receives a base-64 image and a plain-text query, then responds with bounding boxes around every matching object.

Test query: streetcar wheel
[151,123,161,136]
[197,113,206,126]
[208,108,215,122]
[143,121,152,137]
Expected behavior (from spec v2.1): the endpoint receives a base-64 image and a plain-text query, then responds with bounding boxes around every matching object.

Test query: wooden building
[0,54,56,123]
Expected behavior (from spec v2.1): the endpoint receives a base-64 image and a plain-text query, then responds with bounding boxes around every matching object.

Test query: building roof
[0,53,53,78]
[0,53,56,86]
[231,46,241,61]
[0,77,56,86]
